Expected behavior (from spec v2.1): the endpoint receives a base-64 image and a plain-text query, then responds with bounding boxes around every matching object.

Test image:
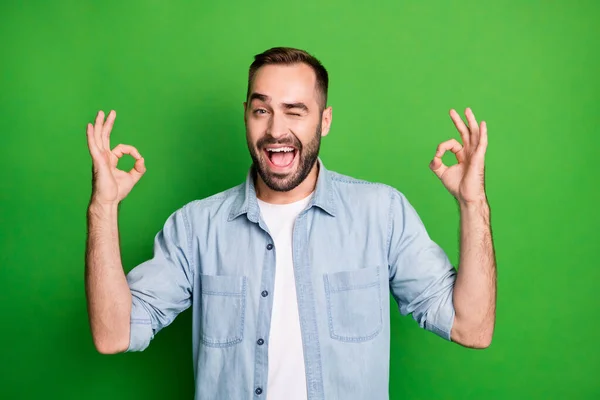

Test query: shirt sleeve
[125,206,194,352]
[387,188,457,341]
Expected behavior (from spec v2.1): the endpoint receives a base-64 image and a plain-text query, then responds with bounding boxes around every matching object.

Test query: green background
[1,0,598,398]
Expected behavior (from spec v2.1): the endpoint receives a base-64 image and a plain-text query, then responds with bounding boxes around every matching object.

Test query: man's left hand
[429,108,488,205]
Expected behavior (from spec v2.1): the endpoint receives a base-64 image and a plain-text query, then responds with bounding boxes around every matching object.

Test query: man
[85,47,496,400]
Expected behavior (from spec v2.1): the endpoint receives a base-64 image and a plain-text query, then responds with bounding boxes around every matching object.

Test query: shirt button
[257,338,264,345]
[266,243,274,250]
[261,290,268,297]
[255,387,263,395]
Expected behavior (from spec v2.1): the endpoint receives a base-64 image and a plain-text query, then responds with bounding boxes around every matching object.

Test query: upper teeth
[267,147,294,152]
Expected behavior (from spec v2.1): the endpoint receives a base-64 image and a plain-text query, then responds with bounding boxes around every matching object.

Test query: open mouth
[264,146,298,169]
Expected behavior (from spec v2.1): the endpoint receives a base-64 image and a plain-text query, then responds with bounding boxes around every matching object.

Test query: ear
[320,106,333,137]
[243,101,247,123]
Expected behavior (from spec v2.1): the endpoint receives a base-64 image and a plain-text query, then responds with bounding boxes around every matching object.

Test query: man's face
[244,63,331,192]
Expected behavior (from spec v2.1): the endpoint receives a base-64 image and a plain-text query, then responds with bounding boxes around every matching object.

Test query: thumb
[429,157,447,179]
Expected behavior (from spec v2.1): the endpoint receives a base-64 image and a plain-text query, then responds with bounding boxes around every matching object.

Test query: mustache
[257,134,302,149]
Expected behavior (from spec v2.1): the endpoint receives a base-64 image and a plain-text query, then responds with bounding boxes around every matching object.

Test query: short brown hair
[247,47,329,110]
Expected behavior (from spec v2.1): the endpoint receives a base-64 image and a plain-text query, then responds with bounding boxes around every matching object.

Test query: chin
[248,135,320,192]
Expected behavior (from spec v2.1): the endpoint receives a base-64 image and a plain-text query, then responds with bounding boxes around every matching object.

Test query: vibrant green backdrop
[1,1,598,399]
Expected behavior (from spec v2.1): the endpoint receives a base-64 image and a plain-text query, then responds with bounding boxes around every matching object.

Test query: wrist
[88,198,119,216]
[459,197,490,213]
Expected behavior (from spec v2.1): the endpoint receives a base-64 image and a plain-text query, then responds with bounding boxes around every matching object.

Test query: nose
[267,111,288,140]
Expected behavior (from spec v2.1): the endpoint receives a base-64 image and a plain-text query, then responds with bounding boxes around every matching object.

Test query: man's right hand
[86,110,146,206]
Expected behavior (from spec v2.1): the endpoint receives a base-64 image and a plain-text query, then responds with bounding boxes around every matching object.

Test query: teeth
[267,147,294,152]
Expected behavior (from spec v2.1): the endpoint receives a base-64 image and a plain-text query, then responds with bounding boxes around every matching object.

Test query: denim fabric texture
[125,159,457,400]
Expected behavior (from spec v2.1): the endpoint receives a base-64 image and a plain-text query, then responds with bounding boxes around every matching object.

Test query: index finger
[112,144,142,160]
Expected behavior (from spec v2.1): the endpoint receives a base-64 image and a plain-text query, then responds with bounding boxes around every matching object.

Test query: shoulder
[179,183,244,217]
[327,169,406,205]
[156,183,244,233]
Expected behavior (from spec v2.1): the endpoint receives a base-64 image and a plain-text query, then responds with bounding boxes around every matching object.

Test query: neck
[255,161,319,205]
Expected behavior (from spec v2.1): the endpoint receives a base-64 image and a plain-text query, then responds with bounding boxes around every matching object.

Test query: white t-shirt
[257,193,313,400]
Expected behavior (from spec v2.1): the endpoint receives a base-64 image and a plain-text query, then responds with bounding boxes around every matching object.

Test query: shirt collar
[228,157,336,222]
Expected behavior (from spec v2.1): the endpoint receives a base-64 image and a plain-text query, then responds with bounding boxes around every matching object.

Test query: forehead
[251,63,319,104]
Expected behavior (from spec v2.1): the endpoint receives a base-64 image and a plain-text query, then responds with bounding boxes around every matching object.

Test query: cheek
[293,118,320,141]
[246,119,266,143]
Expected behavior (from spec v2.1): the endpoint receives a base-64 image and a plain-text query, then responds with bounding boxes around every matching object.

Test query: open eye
[253,109,267,115]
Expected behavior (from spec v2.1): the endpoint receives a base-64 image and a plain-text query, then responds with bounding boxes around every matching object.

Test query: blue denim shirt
[125,159,457,400]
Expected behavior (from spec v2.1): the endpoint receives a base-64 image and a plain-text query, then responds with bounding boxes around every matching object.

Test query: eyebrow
[283,102,309,112]
[249,92,309,112]
[249,92,270,103]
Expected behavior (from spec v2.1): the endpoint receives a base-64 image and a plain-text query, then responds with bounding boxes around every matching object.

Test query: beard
[247,120,322,192]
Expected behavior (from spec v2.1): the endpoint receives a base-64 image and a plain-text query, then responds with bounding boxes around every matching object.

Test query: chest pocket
[199,274,247,348]
[324,265,383,342]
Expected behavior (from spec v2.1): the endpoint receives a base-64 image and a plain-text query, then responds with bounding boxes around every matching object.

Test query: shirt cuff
[424,296,456,341]
[125,297,154,352]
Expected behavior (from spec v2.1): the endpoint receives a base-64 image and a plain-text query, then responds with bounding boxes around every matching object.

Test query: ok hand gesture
[86,110,146,206]
[429,108,488,205]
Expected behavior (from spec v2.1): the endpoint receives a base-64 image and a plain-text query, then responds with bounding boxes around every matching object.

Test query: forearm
[451,199,497,348]
[85,201,132,354]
